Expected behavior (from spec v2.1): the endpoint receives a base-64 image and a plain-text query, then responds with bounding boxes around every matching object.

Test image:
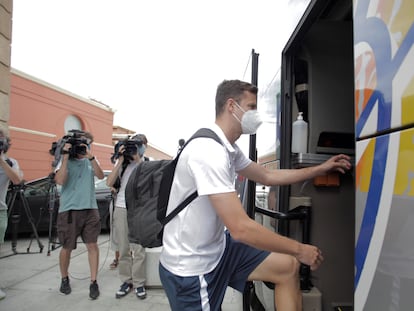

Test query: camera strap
[114,161,128,193]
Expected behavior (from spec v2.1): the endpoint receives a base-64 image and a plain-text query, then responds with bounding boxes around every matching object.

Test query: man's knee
[273,254,301,285]
[86,242,99,252]
[251,253,301,285]
[287,256,301,279]
[273,256,300,285]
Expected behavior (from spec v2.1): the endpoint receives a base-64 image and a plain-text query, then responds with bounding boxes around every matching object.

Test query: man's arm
[106,145,125,187]
[90,157,104,179]
[85,145,104,179]
[209,191,323,270]
[106,158,123,187]
[0,155,22,185]
[54,143,73,185]
[54,153,69,185]
[240,154,352,186]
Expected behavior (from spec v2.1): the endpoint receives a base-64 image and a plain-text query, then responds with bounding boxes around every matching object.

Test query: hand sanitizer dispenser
[292,112,308,153]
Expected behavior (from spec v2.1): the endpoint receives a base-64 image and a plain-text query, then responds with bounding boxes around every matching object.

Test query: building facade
[0,0,12,134]
[7,69,173,181]
[1,1,171,181]
[9,69,115,180]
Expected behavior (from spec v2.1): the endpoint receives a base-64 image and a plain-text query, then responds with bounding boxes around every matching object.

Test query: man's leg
[248,252,301,311]
[131,242,146,287]
[82,209,101,282]
[86,242,99,281]
[115,208,133,283]
[59,247,72,278]
[58,247,72,295]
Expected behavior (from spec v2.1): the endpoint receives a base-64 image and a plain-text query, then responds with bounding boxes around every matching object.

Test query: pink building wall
[8,69,115,180]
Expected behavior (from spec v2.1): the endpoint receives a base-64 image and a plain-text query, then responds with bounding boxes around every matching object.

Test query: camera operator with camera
[106,134,148,300]
[0,129,23,300]
[53,130,104,300]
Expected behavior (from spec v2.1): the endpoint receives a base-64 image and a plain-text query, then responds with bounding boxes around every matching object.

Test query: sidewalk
[0,233,243,311]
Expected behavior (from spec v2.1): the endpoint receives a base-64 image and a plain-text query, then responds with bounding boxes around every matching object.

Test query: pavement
[0,233,243,311]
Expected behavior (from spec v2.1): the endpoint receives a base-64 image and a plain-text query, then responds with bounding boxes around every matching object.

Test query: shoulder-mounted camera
[49,130,91,167]
[110,137,143,164]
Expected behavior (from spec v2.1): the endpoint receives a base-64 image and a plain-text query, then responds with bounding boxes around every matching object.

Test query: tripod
[6,183,44,255]
[45,173,61,256]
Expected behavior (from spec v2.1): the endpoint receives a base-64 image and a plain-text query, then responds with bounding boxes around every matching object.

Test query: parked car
[5,171,112,237]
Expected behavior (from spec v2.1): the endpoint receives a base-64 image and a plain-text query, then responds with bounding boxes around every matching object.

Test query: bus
[250,0,414,310]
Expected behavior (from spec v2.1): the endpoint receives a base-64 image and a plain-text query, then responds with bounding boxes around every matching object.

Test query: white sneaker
[0,288,6,300]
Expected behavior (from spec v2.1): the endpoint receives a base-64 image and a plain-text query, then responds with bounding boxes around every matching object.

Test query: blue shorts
[159,230,270,311]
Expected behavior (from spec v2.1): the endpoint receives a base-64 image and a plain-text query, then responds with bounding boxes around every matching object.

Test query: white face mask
[233,102,263,135]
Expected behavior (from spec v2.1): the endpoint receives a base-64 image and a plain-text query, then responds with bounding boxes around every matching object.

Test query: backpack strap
[178,128,222,156]
[161,128,223,225]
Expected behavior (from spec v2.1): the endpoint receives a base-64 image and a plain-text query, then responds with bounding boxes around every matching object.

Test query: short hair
[215,80,258,117]
[133,134,148,145]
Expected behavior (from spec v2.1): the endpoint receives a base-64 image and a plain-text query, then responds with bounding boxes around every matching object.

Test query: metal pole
[246,49,259,219]
[243,48,259,311]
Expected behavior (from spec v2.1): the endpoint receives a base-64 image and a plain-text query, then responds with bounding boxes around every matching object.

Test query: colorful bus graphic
[354,0,414,310]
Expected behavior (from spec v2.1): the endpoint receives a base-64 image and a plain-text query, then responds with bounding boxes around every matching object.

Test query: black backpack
[125,128,222,248]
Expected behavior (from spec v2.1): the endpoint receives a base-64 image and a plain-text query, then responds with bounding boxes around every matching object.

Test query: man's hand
[321,154,352,174]
[62,143,71,154]
[295,243,324,271]
[118,145,125,158]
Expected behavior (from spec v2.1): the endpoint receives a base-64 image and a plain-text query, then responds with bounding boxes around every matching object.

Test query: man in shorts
[54,130,104,300]
[159,80,352,310]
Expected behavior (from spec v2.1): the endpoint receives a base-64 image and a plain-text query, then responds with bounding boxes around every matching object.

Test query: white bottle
[291,112,308,153]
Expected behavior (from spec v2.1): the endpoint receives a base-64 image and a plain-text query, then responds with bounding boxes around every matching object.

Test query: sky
[11,0,310,156]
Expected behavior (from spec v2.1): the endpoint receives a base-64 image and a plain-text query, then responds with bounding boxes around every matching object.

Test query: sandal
[109,259,119,269]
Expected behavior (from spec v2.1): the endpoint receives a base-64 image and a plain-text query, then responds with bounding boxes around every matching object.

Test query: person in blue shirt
[54,130,104,300]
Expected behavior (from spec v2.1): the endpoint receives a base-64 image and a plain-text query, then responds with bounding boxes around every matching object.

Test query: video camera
[111,137,143,164]
[49,130,90,167]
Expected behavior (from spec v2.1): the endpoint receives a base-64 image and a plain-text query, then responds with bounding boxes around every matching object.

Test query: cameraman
[106,134,147,300]
[0,129,23,300]
[54,130,104,300]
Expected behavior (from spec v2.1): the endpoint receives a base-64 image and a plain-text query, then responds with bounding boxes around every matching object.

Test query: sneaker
[135,286,147,299]
[115,282,132,299]
[59,276,71,295]
[89,280,100,300]
[109,259,118,270]
[0,289,6,300]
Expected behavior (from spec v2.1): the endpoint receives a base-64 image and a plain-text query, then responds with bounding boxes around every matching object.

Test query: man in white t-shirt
[159,79,352,311]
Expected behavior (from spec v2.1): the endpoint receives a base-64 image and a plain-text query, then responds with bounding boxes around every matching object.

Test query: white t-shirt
[114,161,138,208]
[0,157,21,211]
[159,125,251,276]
